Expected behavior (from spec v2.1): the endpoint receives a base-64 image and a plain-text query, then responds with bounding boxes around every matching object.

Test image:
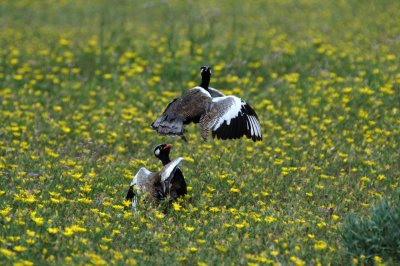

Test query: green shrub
[342,192,400,262]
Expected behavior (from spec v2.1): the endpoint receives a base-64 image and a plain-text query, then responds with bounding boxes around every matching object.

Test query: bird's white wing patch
[132,167,152,190]
[211,96,242,130]
[130,176,137,186]
[161,157,184,182]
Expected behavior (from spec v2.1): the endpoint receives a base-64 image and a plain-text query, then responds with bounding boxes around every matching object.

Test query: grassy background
[1,0,400,265]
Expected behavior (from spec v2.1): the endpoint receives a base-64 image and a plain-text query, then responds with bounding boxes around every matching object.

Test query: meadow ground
[1,0,400,265]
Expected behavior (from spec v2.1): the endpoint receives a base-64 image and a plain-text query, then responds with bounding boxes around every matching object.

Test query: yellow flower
[31,217,44,226]
[53,106,62,112]
[0,206,12,217]
[270,250,279,256]
[264,216,277,223]
[132,249,143,253]
[26,230,35,237]
[188,247,198,252]
[196,239,206,244]
[47,228,59,234]
[386,54,395,61]
[103,73,112,79]
[314,240,327,250]
[71,225,87,233]
[235,222,246,229]
[78,198,93,204]
[183,156,194,163]
[125,258,137,265]
[0,248,15,258]
[102,237,112,243]
[13,259,34,266]
[13,74,23,80]
[185,226,195,232]
[246,147,254,152]
[230,187,240,193]
[13,246,27,252]
[112,205,125,211]
[377,174,386,181]
[87,253,107,265]
[25,194,36,204]
[51,198,60,204]
[215,244,228,252]
[317,222,327,228]
[172,202,181,211]
[209,207,219,213]
[290,256,305,266]
[63,228,74,237]
[155,212,164,219]
[58,38,70,46]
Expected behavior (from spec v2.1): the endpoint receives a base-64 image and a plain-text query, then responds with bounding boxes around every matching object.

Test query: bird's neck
[200,75,210,89]
[160,156,171,165]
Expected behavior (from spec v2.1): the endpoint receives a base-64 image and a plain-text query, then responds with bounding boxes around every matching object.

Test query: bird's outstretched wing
[127,167,152,211]
[200,96,262,141]
[151,87,211,136]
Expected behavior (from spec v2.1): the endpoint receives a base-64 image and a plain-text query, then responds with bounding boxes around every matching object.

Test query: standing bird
[151,66,262,141]
[153,144,187,199]
[125,144,186,210]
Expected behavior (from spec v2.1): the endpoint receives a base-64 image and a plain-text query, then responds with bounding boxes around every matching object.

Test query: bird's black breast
[125,186,135,201]
[170,168,187,197]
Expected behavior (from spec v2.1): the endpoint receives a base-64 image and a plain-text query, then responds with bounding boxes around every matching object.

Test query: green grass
[1,0,400,265]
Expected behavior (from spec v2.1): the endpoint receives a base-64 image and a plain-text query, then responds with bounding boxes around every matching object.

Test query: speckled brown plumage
[199,103,222,141]
[134,169,162,205]
[151,87,211,136]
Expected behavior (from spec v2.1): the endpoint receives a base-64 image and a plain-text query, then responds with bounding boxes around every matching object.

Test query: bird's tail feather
[151,115,184,136]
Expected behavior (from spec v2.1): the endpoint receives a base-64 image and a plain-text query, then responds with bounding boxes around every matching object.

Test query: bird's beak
[164,144,172,150]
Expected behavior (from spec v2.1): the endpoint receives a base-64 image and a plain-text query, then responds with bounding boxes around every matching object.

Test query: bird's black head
[154,143,172,165]
[200,66,212,76]
[200,66,212,89]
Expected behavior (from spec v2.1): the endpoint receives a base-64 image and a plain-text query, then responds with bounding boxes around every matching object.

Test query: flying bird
[151,66,262,142]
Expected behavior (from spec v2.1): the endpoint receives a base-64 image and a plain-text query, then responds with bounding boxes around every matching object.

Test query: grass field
[1,0,400,265]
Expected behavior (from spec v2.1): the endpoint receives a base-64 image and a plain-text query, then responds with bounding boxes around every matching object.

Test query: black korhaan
[151,66,262,141]
[125,144,186,210]
[153,143,187,199]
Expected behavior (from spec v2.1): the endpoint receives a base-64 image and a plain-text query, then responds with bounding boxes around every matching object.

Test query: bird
[153,143,187,199]
[125,144,186,210]
[151,66,262,142]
